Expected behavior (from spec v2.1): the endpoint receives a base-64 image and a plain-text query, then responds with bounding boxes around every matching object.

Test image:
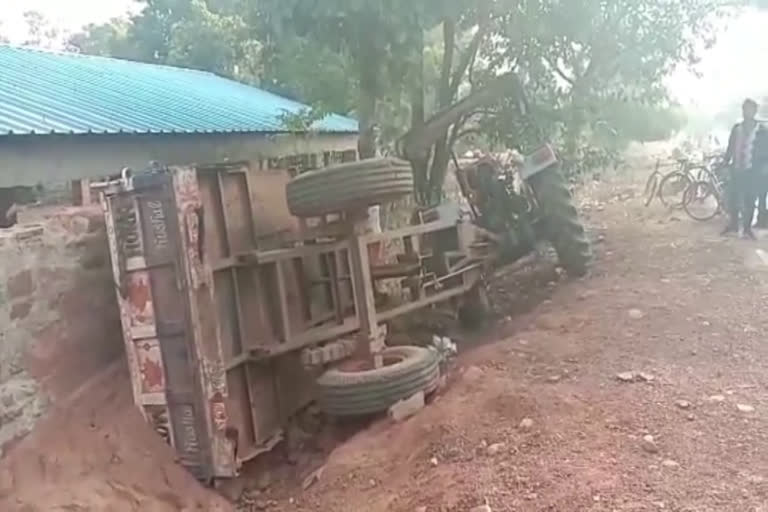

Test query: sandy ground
[0,364,232,512]
[241,171,768,512]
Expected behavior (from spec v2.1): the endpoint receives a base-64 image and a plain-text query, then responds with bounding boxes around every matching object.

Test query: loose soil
[0,363,231,512]
[249,170,768,511]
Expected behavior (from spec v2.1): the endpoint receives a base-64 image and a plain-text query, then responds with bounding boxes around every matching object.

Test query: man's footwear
[743,229,757,240]
[721,225,738,236]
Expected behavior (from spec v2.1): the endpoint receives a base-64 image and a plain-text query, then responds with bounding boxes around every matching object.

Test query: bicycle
[682,155,728,222]
[645,157,715,209]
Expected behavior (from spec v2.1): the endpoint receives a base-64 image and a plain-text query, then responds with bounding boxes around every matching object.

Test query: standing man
[722,99,768,239]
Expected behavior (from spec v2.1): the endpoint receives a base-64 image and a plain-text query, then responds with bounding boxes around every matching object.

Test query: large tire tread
[529,167,591,277]
[317,346,440,417]
[286,157,414,217]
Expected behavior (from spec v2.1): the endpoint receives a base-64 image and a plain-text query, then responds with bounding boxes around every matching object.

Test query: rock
[686,413,695,421]
[519,418,534,431]
[708,394,726,403]
[637,372,655,382]
[675,400,691,410]
[641,434,659,454]
[661,459,680,468]
[486,443,505,456]
[518,339,529,346]
[616,372,636,382]
[628,308,645,320]
[388,391,425,422]
[737,404,755,413]
[469,506,492,512]
[429,457,439,467]
[302,465,325,491]
[547,375,562,383]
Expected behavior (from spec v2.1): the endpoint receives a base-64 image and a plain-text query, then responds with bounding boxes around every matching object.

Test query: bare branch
[450,22,488,96]
[401,70,521,158]
[544,56,575,85]
[439,18,456,108]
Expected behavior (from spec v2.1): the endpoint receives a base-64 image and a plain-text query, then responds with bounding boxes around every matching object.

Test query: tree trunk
[424,19,456,206]
[406,22,430,204]
[357,40,378,159]
[563,81,587,173]
[401,70,521,161]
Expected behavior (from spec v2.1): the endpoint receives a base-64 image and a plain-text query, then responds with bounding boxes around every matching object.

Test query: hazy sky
[0,1,764,117]
[0,0,139,41]
[669,8,768,115]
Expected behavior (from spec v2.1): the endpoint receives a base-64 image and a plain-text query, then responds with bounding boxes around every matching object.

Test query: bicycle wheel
[691,165,716,184]
[659,171,693,209]
[644,172,660,207]
[683,180,721,221]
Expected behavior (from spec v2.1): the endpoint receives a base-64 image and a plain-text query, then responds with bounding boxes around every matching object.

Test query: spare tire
[286,158,414,217]
[317,345,440,417]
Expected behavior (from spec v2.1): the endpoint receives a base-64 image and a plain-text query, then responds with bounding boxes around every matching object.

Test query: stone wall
[0,207,123,455]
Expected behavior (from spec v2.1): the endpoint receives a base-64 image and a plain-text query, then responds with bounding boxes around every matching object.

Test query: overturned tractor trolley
[101,156,503,480]
[102,146,589,481]
[102,76,589,482]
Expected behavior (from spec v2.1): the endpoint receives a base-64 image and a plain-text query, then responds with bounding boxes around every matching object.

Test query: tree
[262,0,522,202]
[20,10,62,49]
[67,0,357,115]
[68,18,136,58]
[476,1,729,169]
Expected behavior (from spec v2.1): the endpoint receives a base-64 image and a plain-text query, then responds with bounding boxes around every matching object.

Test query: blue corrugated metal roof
[0,45,359,136]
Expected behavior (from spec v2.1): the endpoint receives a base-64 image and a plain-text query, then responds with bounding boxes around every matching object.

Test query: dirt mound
[282,357,550,512]
[0,363,231,512]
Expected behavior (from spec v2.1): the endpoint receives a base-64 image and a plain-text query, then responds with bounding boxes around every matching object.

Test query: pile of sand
[0,363,232,512]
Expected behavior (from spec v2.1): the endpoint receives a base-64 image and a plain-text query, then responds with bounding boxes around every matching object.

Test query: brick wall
[0,207,122,456]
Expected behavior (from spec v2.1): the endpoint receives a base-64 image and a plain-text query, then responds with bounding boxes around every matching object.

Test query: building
[0,45,359,190]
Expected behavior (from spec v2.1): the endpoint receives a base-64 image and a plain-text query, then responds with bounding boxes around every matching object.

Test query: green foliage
[68,18,135,58]
[476,0,726,175]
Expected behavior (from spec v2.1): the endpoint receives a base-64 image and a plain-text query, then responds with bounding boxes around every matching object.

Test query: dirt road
[257,177,768,512]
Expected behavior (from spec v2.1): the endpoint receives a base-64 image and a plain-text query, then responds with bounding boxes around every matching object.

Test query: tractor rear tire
[528,166,591,277]
[316,345,440,417]
[286,158,414,218]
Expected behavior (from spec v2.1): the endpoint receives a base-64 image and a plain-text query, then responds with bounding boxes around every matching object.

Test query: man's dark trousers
[727,167,759,231]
